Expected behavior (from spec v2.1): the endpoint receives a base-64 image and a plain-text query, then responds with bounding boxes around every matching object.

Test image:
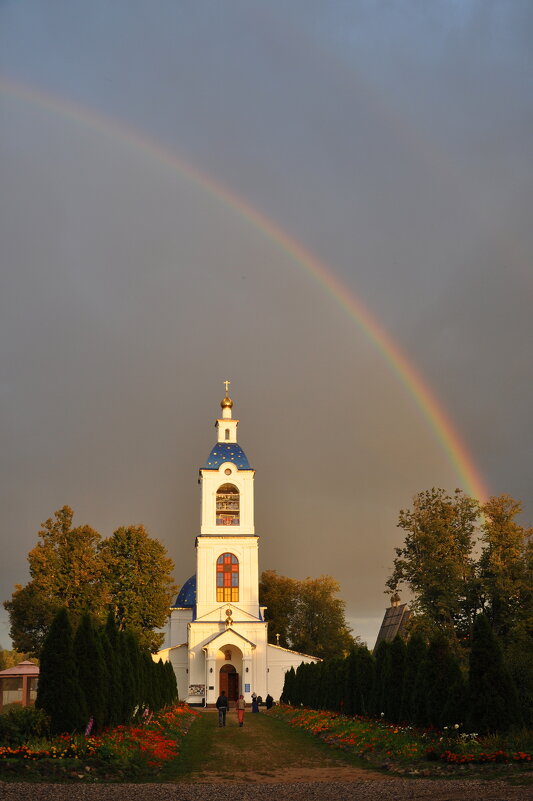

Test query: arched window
[216,484,240,526]
[217,553,239,602]
[225,428,230,440]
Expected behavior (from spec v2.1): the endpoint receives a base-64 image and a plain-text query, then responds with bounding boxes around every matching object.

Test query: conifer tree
[425,633,462,728]
[103,612,123,726]
[355,645,375,716]
[400,632,426,723]
[385,636,406,723]
[118,630,135,722]
[344,647,358,716]
[371,640,390,716]
[468,614,521,733]
[281,666,296,704]
[74,614,107,732]
[36,608,87,734]
[125,630,142,713]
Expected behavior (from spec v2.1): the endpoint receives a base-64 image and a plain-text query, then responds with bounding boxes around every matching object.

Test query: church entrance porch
[219,664,239,701]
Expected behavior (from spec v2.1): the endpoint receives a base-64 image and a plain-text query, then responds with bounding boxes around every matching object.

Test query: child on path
[236,694,246,726]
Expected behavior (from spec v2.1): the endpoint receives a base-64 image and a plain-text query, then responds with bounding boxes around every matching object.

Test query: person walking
[216,690,229,727]
[251,692,259,713]
[236,694,246,726]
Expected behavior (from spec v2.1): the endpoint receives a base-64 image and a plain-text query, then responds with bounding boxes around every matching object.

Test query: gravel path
[1,780,532,801]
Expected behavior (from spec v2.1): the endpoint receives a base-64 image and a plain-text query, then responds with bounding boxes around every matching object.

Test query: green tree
[477,494,532,642]
[0,647,34,670]
[36,608,87,734]
[425,633,463,728]
[5,507,177,656]
[371,640,390,716]
[99,525,176,652]
[260,571,354,659]
[400,632,426,722]
[387,488,480,641]
[384,636,406,723]
[5,507,104,655]
[103,612,123,727]
[468,613,521,734]
[73,614,107,732]
[259,570,298,648]
[353,645,374,716]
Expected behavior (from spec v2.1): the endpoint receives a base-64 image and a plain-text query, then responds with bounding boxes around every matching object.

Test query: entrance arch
[219,664,239,701]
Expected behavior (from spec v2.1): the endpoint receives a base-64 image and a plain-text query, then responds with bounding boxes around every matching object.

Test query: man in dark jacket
[215,690,229,727]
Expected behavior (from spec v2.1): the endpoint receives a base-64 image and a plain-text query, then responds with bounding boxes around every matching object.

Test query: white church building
[157,386,318,705]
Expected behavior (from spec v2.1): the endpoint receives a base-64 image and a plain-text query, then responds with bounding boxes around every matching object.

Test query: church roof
[174,575,196,608]
[374,603,412,650]
[203,442,251,470]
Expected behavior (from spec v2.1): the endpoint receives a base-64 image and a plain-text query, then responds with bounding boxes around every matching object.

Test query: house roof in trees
[374,603,412,650]
[0,660,39,677]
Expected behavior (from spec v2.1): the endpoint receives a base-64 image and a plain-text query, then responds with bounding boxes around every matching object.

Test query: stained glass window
[216,553,239,602]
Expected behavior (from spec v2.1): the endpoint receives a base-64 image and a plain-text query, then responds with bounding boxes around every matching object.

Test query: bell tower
[195,382,259,619]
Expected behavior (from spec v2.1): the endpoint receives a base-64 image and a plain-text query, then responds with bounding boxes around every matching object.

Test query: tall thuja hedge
[36,608,87,734]
[423,633,464,729]
[74,613,107,732]
[281,666,297,704]
[468,614,521,733]
[103,613,123,727]
[164,659,178,705]
[117,630,135,722]
[400,632,426,723]
[370,640,390,716]
[383,636,406,723]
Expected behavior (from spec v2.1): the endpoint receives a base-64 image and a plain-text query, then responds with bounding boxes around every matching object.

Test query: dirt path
[183,708,387,783]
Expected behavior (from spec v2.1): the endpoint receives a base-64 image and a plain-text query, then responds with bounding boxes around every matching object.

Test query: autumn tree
[260,570,354,659]
[387,488,480,641]
[5,507,105,655]
[5,507,176,655]
[477,494,532,642]
[99,525,176,651]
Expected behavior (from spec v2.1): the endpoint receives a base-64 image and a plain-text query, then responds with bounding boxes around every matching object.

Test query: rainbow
[0,76,489,502]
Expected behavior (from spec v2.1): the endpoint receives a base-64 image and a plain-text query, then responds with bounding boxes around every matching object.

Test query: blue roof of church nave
[175,574,196,608]
[204,442,251,470]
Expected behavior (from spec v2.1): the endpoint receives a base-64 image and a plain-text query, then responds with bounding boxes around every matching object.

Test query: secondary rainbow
[0,76,489,502]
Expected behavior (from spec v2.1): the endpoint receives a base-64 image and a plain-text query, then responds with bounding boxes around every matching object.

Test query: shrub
[0,706,50,746]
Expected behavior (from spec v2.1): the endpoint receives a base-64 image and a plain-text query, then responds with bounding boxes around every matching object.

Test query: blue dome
[174,575,196,608]
[204,442,251,470]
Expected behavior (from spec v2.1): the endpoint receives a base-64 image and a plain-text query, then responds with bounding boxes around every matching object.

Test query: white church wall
[265,644,320,702]
[168,608,193,648]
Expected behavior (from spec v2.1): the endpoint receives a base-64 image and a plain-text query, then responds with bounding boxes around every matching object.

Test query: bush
[0,706,50,746]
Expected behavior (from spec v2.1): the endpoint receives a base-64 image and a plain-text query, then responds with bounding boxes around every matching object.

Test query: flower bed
[0,704,198,781]
[270,706,532,775]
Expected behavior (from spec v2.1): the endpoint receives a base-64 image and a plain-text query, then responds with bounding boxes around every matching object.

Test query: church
[156,385,318,704]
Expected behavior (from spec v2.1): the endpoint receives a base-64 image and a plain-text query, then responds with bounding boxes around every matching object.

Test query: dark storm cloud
[1,1,531,647]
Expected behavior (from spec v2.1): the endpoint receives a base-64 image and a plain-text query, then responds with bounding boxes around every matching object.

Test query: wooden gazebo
[0,661,39,711]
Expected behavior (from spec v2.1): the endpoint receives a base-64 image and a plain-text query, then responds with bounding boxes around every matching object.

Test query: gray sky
[1,1,532,648]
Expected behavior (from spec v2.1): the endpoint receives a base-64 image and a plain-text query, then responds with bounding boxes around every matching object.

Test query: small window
[225,428,230,440]
[216,553,239,602]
